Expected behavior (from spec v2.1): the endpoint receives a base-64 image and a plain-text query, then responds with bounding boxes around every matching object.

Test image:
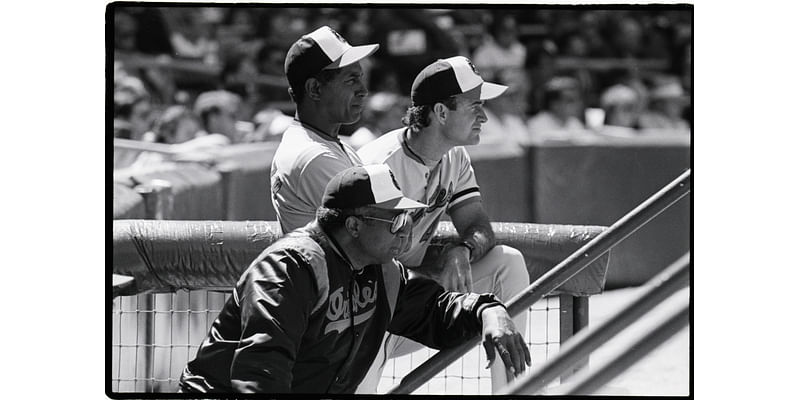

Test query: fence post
[558,295,590,382]
[216,162,235,221]
[134,179,173,392]
[136,179,174,221]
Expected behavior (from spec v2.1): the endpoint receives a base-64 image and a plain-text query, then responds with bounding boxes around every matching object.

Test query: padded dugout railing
[110,220,609,393]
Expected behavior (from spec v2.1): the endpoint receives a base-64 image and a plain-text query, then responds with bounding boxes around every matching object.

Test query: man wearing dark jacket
[179,164,530,393]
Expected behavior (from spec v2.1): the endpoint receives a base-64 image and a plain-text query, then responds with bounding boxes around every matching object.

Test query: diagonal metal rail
[501,253,690,395]
[388,168,691,394]
[554,302,690,395]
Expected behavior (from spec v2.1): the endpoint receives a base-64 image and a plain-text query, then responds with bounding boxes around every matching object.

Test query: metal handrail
[553,302,690,395]
[388,169,691,394]
[500,253,690,395]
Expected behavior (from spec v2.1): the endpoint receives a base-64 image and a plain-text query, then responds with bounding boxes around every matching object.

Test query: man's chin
[343,115,363,126]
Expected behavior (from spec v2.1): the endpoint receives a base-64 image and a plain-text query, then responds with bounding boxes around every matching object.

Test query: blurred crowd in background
[113,6,692,168]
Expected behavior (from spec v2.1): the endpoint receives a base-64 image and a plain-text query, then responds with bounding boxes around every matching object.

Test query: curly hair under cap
[402,97,458,132]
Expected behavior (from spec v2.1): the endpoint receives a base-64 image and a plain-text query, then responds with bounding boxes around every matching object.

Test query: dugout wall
[110,220,609,394]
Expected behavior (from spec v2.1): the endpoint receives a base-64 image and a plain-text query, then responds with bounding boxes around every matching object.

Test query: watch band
[459,240,475,262]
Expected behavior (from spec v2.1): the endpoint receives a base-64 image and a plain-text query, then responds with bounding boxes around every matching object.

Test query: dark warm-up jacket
[179,221,503,394]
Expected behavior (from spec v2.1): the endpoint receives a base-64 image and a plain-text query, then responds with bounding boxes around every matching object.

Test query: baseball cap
[410,56,508,106]
[285,26,379,92]
[650,81,688,101]
[322,164,427,210]
[600,84,638,108]
[193,90,241,116]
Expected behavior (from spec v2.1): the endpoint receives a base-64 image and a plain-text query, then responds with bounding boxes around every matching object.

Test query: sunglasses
[356,212,412,234]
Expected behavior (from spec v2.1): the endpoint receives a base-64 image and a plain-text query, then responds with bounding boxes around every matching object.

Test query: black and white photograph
[108,2,695,397]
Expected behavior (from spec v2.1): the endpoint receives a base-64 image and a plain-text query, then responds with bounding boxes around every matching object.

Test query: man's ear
[305,78,322,101]
[433,102,449,124]
[344,215,361,238]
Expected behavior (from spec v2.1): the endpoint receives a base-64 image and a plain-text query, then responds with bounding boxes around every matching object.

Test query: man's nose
[477,107,487,123]
[356,80,369,97]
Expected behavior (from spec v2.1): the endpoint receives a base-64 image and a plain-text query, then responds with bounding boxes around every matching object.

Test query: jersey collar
[294,119,341,143]
[401,129,440,167]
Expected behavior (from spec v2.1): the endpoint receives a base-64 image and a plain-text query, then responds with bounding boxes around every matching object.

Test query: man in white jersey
[357,56,531,393]
[271,26,378,234]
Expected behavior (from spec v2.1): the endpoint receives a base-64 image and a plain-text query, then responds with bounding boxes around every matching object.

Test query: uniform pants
[356,245,530,393]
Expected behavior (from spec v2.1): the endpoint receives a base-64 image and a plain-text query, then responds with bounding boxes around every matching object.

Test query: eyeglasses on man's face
[356,212,412,234]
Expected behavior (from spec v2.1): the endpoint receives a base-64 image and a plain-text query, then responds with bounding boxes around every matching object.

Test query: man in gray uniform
[270,25,376,234]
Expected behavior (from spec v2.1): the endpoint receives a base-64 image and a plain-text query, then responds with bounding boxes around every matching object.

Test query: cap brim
[373,196,427,210]
[324,43,379,70]
[479,82,509,100]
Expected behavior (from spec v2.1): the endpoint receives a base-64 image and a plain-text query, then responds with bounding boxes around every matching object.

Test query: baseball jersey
[357,128,481,267]
[271,120,362,234]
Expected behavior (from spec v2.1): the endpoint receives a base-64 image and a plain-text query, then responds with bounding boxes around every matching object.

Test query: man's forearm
[460,220,495,263]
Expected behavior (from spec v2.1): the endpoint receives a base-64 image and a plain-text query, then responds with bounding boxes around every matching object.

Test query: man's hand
[439,244,473,293]
[481,305,531,379]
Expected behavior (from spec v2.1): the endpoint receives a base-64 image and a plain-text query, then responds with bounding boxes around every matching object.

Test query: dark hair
[402,97,457,132]
[289,69,340,104]
[489,14,518,38]
[542,77,580,110]
[153,105,199,144]
[316,207,350,231]
[197,106,222,130]
[317,206,387,232]
[114,102,134,120]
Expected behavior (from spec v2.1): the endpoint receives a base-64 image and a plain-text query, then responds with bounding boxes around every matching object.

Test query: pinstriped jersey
[271,120,362,234]
[357,128,481,267]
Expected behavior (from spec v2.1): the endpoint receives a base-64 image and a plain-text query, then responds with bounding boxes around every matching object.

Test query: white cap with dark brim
[306,26,380,70]
[411,55,509,106]
[322,164,427,210]
[285,26,379,94]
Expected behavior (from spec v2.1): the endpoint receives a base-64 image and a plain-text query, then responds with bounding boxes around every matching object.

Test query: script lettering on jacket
[324,279,378,335]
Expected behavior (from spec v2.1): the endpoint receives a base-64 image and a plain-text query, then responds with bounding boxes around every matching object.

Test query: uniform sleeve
[387,274,504,350]
[229,249,318,393]
[447,147,481,213]
[297,151,360,214]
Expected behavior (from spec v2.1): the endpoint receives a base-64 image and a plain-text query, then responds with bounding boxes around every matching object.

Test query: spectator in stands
[599,83,641,135]
[150,105,203,145]
[194,90,244,144]
[639,77,691,134]
[113,74,153,141]
[609,15,645,58]
[524,39,559,115]
[119,104,231,171]
[472,14,527,85]
[266,8,310,50]
[219,51,262,120]
[246,108,295,143]
[179,164,529,393]
[114,11,139,53]
[165,8,220,65]
[112,7,173,55]
[368,8,461,92]
[527,76,586,140]
[480,73,530,149]
[344,91,407,150]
